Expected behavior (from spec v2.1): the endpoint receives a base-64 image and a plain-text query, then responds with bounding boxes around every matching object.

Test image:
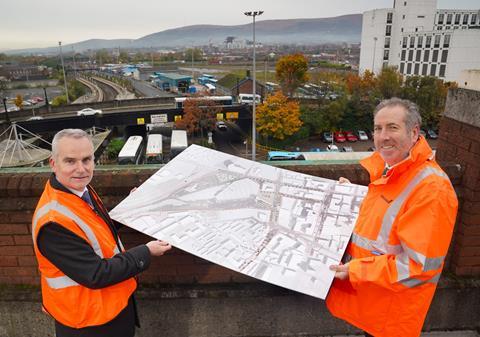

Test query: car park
[426,129,438,139]
[77,108,102,116]
[345,131,358,142]
[356,130,369,141]
[333,131,346,143]
[322,131,333,143]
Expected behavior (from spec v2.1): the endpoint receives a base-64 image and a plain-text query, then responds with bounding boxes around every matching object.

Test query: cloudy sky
[1,0,478,50]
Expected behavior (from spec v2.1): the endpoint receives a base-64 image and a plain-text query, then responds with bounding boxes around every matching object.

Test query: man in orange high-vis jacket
[32,129,172,337]
[327,98,458,337]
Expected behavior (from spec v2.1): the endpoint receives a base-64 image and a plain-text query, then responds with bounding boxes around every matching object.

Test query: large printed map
[110,145,367,299]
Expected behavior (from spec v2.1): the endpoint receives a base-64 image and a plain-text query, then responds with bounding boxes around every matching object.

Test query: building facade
[359,0,480,82]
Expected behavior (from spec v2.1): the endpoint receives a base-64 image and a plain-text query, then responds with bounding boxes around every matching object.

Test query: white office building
[359,0,480,82]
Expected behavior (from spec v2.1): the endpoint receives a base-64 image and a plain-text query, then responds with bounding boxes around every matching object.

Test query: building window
[463,14,469,25]
[472,14,477,24]
[404,1,407,6]
[402,37,408,47]
[410,36,415,48]
[426,36,432,47]
[444,34,450,47]
[385,37,391,48]
[407,63,412,74]
[430,64,437,76]
[446,14,452,24]
[401,27,404,32]
[432,50,439,62]
[384,50,390,60]
[438,13,444,24]
[422,64,428,75]
[441,50,448,62]
[418,15,425,18]
[414,63,420,75]
[401,50,406,61]
[434,35,441,48]
[408,50,414,61]
[386,25,392,36]
[415,50,421,62]
[400,63,405,73]
[417,36,423,47]
[387,12,393,23]
[403,14,406,19]
[439,64,446,77]
[455,14,461,24]
[424,49,430,62]
[383,62,389,69]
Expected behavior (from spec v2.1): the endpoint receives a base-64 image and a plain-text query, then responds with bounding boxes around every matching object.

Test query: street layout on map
[110,145,367,299]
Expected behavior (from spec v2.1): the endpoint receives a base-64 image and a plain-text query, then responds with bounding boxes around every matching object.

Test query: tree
[275,53,309,97]
[184,48,203,62]
[256,91,303,140]
[13,94,23,109]
[175,97,221,138]
[376,66,403,98]
[402,76,454,128]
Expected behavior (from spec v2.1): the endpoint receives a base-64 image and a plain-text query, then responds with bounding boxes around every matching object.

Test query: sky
[1,0,479,50]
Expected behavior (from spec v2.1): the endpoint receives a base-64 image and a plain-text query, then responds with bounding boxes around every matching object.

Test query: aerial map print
[110,145,367,299]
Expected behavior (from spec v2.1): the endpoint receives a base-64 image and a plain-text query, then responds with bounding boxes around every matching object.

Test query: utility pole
[59,41,69,104]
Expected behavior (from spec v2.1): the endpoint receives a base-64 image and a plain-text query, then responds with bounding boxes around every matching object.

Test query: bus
[205,83,216,94]
[145,134,163,164]
[174,96,233,109]
[267,151,305,161]
[118,136,144,165]
[170,130,188,159]
[238,93,261,105]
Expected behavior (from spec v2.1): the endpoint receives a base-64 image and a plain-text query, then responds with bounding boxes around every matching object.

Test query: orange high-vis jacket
[326,137,458,337]
[32,180,137,328]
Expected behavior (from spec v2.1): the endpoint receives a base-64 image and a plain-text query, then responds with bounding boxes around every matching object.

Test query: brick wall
[436,88,480,276]
[0,161,464,286]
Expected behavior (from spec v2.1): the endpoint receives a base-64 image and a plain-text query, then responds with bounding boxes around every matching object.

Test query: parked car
[322,131,333,143]
[216,121,227,131]
[356,130,369,141]
[77,108,102,116]
[341,146,354,152]
[27,116,44,121]
[426,129,438,139]
[326,144,339,152]
[333,131,346,143]
[420,129,427,138]
[345,131,358,142]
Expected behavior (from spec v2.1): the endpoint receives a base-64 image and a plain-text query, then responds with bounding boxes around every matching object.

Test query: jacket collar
[360,136,433,184]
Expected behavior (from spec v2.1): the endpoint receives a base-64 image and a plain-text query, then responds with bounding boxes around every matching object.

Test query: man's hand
[146,240,172,256]
[330,263,350,280]
[338,177,351,184]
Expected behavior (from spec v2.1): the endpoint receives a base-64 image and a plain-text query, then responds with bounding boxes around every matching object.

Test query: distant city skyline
[1,0,479,51]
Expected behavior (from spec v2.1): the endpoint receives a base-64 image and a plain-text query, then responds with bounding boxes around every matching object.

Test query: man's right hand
[339,177,351,184]
[146,240,172,256]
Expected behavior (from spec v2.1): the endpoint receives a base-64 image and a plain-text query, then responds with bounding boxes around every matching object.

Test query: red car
[345,131,358,142]
[333,131,346,143]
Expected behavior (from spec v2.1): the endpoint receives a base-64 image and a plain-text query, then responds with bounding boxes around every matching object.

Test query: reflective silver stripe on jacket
[351,165,450,286]
[33,199,122,289]
[45,275,79,289]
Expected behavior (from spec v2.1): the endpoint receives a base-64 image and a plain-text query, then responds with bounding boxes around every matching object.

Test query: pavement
[327,332,479,337]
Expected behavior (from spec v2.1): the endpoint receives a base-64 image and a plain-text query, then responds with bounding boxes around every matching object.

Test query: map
[110,145,367,299]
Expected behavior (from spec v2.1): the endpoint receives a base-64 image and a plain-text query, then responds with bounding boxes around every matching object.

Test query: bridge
[14,104,252,134]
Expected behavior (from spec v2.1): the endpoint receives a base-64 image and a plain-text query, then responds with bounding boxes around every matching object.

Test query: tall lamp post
[244,10,263,161]
[58,41,69,104]
[372,37,378,74]
[2,98,10,124]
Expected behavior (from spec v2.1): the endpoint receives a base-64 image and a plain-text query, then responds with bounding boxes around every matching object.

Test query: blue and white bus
[118,136,144,165]
[267,151,304,161]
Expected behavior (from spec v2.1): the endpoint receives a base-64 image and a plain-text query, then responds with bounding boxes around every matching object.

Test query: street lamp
[244,10,263,161]
[58,41,69,104]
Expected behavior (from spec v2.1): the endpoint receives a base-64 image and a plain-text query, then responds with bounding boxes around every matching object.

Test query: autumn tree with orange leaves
[256,91,302,140]
[175,97,222,138]
[275,53,309,97]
